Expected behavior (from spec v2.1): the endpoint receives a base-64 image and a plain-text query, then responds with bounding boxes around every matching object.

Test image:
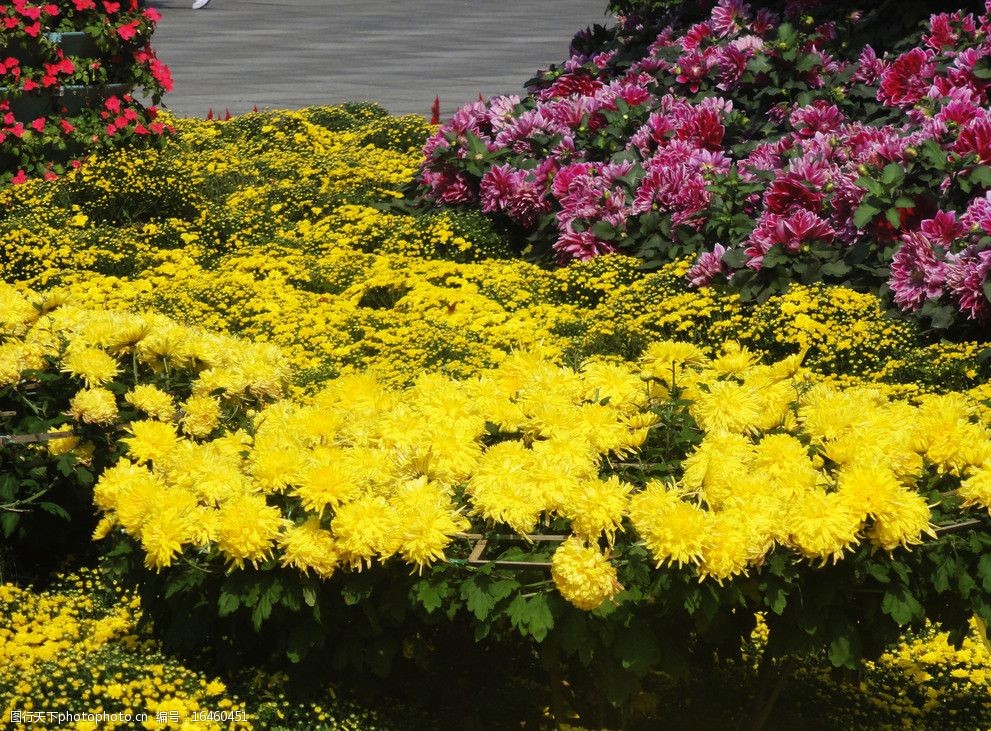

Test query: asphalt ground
[146,0,609,119]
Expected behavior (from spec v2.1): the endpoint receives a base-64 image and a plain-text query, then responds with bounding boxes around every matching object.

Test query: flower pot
[50,31,101,58]
[54,83,131,116]
[2,32,101,64]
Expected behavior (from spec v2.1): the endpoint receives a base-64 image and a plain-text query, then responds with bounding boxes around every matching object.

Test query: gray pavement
[147,0,609,119]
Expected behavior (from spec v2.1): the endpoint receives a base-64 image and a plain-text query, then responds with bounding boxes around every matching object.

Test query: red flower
[11,169,28,184]
[676,107,725,151]
[60,119,74,134]
[117,19,139,40]
[30,117,44,133]
[546,73,603,99]
[878,48,935,107]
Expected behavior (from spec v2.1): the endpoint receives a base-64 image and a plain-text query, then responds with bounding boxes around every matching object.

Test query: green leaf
[885,207,902,228]
[855,176,884,197]
[853,203,880,229]
[881,163,905,185]
[828,636,853,668]
[971,165,991,187]
[820,260,852,277]
[591,221,617,241]
[614,625,660,676]
[882,587,922,625]
[252,591,275,631]
[506,594,554,641]
[414,580,449,614]
[977,554,991,592]
[722,247,746,268]
[766,585,788,615]
[37,501,70,520]
[462,579,496,621]
[867,563,891,584]
[218,591,240,617]
[0,512,18,538]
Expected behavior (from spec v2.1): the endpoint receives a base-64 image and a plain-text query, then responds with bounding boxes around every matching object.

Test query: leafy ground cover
[1,102,991,727]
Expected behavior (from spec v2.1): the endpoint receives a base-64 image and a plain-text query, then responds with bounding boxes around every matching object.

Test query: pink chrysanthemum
[889,231,948,311]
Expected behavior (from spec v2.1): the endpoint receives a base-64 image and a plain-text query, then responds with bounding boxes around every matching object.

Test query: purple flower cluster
[419,0,991,324]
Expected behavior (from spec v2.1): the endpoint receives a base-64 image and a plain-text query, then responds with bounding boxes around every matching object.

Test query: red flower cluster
[420,0,991,330]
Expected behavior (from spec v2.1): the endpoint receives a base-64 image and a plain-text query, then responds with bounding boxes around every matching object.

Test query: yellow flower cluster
[785,618,991,727]
[0,571,249,731]
[89,343,991,611]
[0,282,289,447]
[1,107,983,396]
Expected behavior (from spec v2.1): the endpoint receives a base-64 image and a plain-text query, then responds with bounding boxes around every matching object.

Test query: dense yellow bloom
[181,394,222,438]
[392,478,470,572]
[122,419,180,464]
[293,447,362,513]
[68,387,119,425]
[959,468,991,512]
[788,489,862,564]
[139,496,198,570]
[687,379,762,435]
[629,481,707,568]
[216,494,286,568]
[60,345,120,387]
[331,494,401,569]
[125,384,176,421]
[278,518,340,578]
[562,475,631,545]
[698,511,755,583]
[867,489,935,552]
[551,536,621,611]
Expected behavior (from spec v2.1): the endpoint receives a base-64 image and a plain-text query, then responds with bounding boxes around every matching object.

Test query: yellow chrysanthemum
[867,489,935,552]
[959,468,991,513]
[294,448,361,514]
[331,494,401,569]
[60,345,120,387]
[68,387,119,425]
[392,479,470,572]
[468,440,543,535]
[638,340,706,387]
[551,536,621,611]
[278,518,340,578]
[788,489,863,564]
[836,461,904,519]
[181,394,221,438]
[122,420,180,465]
[124,384,176,421]
[216,494,286,568]
[561,475,631,545]
[139,493,198,570]
[698,510,756,583]
[688,379,762,435]
[629,482,707,568]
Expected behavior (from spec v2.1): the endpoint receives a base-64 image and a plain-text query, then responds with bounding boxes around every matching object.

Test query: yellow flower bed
[0,572,249,731]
